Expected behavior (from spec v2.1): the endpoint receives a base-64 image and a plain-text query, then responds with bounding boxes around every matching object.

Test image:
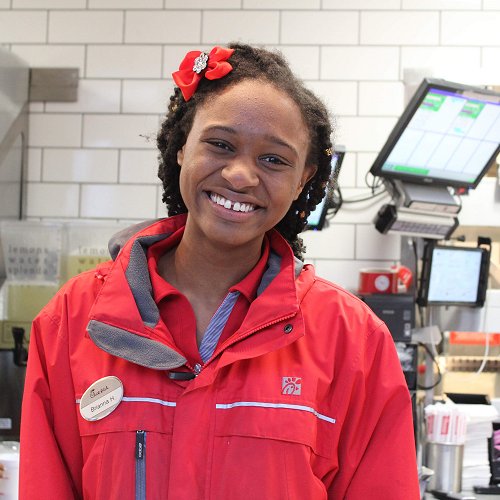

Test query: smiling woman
[175,80,315,259]
[19,43,420,500]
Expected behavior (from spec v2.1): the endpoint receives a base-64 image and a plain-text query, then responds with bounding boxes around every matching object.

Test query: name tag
[80,376,124,422]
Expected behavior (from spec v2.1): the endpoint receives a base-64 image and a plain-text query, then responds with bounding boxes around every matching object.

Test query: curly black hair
[157,42,334,260]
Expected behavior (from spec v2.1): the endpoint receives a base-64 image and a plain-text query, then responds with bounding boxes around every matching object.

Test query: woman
[20,43,419,499]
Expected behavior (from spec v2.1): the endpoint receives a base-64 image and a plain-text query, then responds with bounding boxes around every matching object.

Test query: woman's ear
[294,164,317,200]
[177,146,185,167]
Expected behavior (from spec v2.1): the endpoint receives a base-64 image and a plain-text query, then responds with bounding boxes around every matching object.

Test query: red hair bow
[172,46,235,101]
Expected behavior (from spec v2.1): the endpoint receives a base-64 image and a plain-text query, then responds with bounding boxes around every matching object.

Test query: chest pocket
[211,399,338,500]
[77,396,176,500]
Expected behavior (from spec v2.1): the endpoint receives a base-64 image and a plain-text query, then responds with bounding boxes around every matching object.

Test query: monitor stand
[391,180,461,215]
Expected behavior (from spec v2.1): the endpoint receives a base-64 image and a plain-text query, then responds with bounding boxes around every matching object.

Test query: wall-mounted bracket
[29,67,79,102]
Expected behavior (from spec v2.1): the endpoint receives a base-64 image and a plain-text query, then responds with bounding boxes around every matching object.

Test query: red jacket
[20,215,419,499]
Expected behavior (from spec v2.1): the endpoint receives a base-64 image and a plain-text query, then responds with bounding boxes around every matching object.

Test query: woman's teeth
[210,193,255,213]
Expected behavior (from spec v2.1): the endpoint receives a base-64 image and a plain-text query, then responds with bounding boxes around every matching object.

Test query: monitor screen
[370,78,500,189]
[418,245,488,307]
[306,148,345,231]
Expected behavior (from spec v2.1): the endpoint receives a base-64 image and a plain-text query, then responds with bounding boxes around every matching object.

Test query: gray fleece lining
[256,252,303,296]
[108,219,158,260]
[257,251,281,296]
[88,319,186,370]
[125,234,170,327]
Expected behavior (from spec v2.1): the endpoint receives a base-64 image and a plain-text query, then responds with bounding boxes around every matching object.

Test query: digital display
[306,150,344,231]
[371,79,500,189]
[427,247,483,305]
[306,196,326,228]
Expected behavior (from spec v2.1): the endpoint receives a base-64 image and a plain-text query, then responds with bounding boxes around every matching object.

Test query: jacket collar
[87,215,310,371]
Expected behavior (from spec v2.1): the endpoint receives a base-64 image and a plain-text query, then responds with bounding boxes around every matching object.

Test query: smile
[209,192,256,213]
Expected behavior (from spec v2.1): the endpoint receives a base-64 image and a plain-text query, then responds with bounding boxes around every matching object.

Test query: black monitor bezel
[417,243,489,307]
[306,147,345,231]
[370,78,500,190]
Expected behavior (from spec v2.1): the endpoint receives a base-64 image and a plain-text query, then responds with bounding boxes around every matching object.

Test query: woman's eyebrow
[204,125,236,135]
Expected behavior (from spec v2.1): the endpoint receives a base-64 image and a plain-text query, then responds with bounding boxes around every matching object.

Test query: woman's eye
[206,140,232,151]
[260,155,289,166]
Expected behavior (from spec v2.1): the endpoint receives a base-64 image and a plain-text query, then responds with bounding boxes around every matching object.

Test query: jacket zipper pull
[136,430,145,460]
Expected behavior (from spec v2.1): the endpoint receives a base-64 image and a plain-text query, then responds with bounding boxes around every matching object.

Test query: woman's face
[177,79,316,255]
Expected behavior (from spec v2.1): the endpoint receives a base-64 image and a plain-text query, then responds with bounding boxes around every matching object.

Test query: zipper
[135,430,146,500]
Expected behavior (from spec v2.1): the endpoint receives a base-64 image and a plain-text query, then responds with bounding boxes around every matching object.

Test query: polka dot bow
[172,46,235,101]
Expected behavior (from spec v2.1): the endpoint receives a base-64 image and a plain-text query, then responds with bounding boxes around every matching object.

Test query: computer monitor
[305,147,345,231]
[370,78,500,190]
[418,244,490,307]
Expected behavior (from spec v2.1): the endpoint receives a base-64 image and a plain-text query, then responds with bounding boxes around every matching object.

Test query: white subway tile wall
[360,11,440,46]
[119,150,160,184]
[82,114,160,149]
[13,0,85,8]
[25,183,80,218]
[320,47,400,81]
[323,0,400,9]
[336,117,397,152]
[43,149,119,183]
[80,184,157,219]
[122,80,170,114]
[483,0,500,8]
[402,0,481,8]
[125,11,201,44]
[355,225,401,261]
[164,0,240,8]
[358,82,404,117]
[27,149,42,182]
[10,45,86,74]
[271,46,320,80]
[305,81,357,116]
[48,11,124,44]
[244,0,320,9]
[29,114,82,148]
[337,153,357,188]
[400,47,481,81]
[0,11,47,43]
[46,80,121,113]
[88,0,162,8]
[441,11,500,45]
[86,45,162,78]
[302,224,355,260]
[202,11,280,44]
[281,11,359,45]
[3,4,499,290]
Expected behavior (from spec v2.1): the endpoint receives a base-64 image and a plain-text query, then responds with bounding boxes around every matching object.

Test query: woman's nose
[220,157,259,190]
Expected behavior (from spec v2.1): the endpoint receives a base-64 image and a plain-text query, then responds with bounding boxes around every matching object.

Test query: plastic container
[0,220,63,283]
[62,221,128,282]
[0,441,20,500]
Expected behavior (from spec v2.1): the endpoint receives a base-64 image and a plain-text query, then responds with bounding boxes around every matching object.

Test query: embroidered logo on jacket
[281,377,302,395]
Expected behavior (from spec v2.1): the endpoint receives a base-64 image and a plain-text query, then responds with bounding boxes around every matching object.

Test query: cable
[326,184,343,219]
[417,341,443,390]
[474,331,490,375]
[365,171,384,194]
[341,188,388,204]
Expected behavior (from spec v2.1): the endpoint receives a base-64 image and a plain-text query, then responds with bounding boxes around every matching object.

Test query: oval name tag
[79,376,124,422]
